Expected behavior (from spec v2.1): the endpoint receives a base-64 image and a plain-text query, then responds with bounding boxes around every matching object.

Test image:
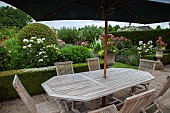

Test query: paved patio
[0,65,170,113]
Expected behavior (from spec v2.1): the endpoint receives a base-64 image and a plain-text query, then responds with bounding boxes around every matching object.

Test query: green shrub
[58,46,94,63]
[0,38,21,71]
[115,46,140,66]
[17,23,56,45]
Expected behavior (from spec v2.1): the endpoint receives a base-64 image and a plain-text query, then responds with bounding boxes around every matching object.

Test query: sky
[0,1,170,29]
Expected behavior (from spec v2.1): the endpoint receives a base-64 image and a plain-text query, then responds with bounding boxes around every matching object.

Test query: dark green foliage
[110,29,170,49]
[0,27,19,40]
[58,27,80,44]
[0,6,32,28]
[0,38,21,71]
[116,46,140,66]
[0,69,56,101]
[144,53,170,65]
[58,46,94,63]
[17,23,56,45]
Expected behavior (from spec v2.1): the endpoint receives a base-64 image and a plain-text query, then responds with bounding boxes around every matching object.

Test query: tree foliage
[79,25,103,43]
[58,27,80,44]
[0,6,33,28]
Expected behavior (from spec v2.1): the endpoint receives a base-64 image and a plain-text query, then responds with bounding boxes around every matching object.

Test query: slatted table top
[42,68,155,102]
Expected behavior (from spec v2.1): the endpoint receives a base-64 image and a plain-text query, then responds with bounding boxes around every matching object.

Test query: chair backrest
[88,104,118,113]
[119,89,156,113]
[87,58,101,71]
[12,75,36,113]
[156,75,170,98]
[88,89,156,113]
[138,59,157,74]
[54,61,74,76]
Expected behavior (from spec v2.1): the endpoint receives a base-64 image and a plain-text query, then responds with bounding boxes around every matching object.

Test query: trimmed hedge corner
[144,53,170,65]
[0,61,104,102]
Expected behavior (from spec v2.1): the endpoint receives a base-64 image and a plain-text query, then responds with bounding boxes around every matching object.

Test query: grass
[99,58,138,69]
[112,62,138,69]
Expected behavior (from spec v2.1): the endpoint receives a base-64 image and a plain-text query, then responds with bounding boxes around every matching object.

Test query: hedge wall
[144,53,170,65]
[0,62,104,102]
[110,29,170,49]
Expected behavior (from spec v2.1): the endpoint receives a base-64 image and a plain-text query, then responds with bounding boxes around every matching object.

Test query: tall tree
[0,6,33,28]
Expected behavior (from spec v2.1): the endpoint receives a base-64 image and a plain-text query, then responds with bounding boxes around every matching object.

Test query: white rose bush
[21,37,59,68]
[137,40,153,57]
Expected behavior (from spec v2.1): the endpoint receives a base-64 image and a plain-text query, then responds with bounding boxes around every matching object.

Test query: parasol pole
[103,10,108,78]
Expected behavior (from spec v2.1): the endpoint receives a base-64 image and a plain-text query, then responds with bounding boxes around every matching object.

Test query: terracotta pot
[107,53,116,66]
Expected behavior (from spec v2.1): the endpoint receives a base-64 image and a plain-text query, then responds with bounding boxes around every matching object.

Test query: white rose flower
[38,59,43,62]
[30,39,34,42]
[31,37,37,39]
[23,39,29,42]
[137,47,141,50]
[42,38,45,41]
[23,46,27,49]
[27,44,32,48]
[149,45,153,49]
[139,41,143,45]
[39,52,43,55]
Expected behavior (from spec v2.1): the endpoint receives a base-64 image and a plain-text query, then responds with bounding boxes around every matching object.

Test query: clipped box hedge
[0,62,104,102]
[144,53,170,65]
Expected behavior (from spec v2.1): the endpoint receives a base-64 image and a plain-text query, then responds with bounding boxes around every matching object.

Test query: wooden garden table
[42,68,155,110]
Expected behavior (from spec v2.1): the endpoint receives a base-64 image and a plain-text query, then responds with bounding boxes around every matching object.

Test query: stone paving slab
[0,65,170,113]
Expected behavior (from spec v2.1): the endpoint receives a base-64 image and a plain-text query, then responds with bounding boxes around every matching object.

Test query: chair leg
[142,102,163,113]
[129,86,137,95]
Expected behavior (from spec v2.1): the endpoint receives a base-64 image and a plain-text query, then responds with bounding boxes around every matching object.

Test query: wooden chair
[87,58,101,71]
[138,59,157,75]
[54,61,77,111]
[54,61,74,76]
[88,89,156,113]
[130,59,157,94]
[12,75,64,113]
[142,75,170,113]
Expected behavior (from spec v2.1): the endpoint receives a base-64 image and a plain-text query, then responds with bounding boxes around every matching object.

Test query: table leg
[102,96,106,107]
[72,101,76,109]
[91,100,96,110]
[131,86,137,95]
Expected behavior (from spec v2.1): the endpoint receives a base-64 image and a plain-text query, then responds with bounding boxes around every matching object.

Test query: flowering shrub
[99,34,117,53]
[156,36,167,50]
[75,41,88,47]
[99,34,132,52]
[113,36,132,49]
[21,37,59,68]
[137,40,153,57]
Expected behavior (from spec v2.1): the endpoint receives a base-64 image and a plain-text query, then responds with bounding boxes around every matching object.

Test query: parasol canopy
[2,0,170,78]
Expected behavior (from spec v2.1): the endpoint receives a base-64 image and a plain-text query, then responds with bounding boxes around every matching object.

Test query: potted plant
[99,34,118,67]
[155,36,167,70]
[155,36,167,61]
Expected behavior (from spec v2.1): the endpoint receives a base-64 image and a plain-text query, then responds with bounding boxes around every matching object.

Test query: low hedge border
[144,53,170,65]
[0,61,104,102]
